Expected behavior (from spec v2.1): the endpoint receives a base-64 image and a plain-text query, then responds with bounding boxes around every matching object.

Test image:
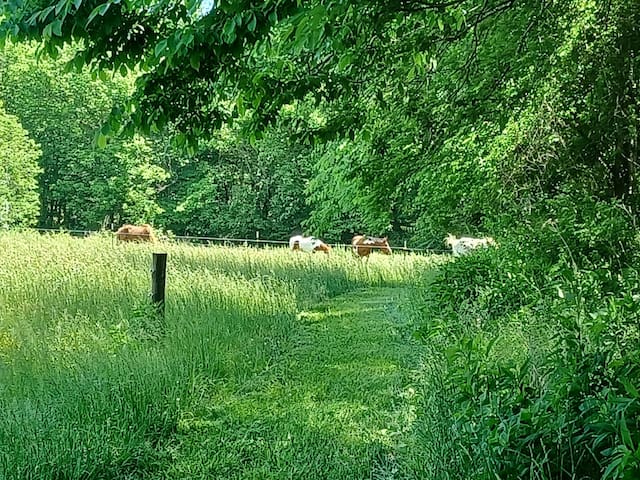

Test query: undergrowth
[410,201,640,479]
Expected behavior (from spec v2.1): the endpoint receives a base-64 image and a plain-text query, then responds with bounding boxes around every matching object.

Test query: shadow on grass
[161,287,427,479]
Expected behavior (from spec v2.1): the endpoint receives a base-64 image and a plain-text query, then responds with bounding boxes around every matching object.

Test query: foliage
[0,100,42,227]
[0,41,168,229]
[157,125,312,239]
[0,0,521,144]
[1,0,638,245]
[305,138,392,243]
[412,200,640,478]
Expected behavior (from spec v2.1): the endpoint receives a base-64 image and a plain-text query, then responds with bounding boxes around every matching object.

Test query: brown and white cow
[351,235,392,258]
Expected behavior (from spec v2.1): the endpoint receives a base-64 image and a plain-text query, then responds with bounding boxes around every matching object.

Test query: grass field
[0,231,439,479]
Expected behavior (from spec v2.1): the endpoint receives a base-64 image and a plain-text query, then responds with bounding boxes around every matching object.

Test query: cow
[289,235,331,254]
[115,224,157,242]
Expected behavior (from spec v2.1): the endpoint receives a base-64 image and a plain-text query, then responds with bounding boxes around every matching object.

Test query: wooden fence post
[151,252,167,317]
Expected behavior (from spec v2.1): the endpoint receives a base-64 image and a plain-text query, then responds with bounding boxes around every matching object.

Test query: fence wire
[29,227,451,254]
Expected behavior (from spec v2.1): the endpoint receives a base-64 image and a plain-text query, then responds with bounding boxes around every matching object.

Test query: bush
[412,202,640,479]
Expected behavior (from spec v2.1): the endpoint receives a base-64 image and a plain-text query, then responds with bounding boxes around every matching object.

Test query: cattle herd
[114,224,496,257]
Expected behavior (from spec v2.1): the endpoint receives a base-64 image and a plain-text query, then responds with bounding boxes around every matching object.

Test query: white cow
[445,234,496,257]
[289,235,331,254]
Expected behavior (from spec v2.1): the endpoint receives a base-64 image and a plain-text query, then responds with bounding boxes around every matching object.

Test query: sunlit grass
[163,288,430,479]
[0,230,438,478]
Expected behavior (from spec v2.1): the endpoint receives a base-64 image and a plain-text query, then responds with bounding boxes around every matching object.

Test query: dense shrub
[412,201,640,479]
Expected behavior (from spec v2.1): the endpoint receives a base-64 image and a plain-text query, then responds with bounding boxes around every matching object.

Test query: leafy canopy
[0,0,510,146]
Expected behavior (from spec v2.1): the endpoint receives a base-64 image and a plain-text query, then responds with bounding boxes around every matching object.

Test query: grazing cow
[351,235,392,258]
[289,235,332,254]
[116,224,157,243]
[445,234,496,257]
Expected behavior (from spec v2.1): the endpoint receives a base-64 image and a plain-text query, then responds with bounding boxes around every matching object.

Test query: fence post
[151,253,167,317]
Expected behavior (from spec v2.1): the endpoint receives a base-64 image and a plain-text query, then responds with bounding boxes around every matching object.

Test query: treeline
[3,0,640,249]
[0,42,313,240]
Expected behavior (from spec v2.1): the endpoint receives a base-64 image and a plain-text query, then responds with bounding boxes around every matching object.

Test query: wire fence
[29,227,451,254]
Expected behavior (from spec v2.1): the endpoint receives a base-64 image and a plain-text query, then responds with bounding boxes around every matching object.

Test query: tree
[0,100,41,227]
[0,41,168,229]
[157,124,312,239]
[3,0,639,248]
[0,0,519,144]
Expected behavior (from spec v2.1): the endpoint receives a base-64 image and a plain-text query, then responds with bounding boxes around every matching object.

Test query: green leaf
[96,133,107,148]
[602,453,625,480]
[222,18,237,43]
[455,11,465,30]
[236,96,245,116]
[183,31,194,47]
[338,53,352,71]
[621,378,639,398]
[247,14,257,32]
[86,4,103,26]
[74,55,85,71]
[54,0,68,15]
[155,39,167,57]
[620,413,635,450]
[38,6,56,22]
[223,18,235,36]
[189,51,200,71]
[42,23,53,39]
[52,19,63,36]
[174,133,186,146]
[27,11,41,26]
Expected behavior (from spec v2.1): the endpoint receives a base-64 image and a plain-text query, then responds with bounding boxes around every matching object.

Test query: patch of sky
[196,0,215,18]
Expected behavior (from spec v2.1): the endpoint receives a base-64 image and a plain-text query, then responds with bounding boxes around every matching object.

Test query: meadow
[0,231,438,479]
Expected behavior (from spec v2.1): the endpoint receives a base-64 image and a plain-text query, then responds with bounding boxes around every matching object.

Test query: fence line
[28,227,450,254]
[171,233,290,245]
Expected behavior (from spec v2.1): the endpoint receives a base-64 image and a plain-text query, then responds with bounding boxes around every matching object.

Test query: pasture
[0,231,439,478]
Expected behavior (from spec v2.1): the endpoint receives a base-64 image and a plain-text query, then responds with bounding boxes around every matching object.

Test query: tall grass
[0,230,433,478]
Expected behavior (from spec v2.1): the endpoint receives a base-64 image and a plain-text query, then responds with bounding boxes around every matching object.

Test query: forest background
[2,0,636,250]
[1,0,638,251]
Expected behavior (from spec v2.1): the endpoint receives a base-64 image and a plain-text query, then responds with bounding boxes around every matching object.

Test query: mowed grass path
[160,287,429,479]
